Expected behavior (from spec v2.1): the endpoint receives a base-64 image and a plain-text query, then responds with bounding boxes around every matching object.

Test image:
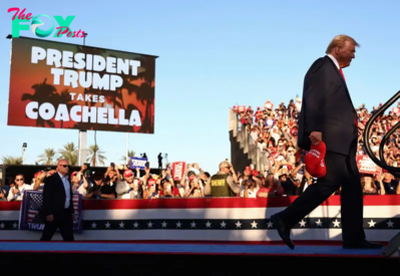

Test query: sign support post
[126,133,129,165]
[78,32,88,166]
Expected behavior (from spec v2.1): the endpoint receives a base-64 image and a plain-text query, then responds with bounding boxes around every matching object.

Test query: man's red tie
[340,67,358,128]
[339,68,346,82]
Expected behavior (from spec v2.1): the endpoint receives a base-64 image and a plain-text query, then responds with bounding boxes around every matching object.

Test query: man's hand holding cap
[304,141,326,178]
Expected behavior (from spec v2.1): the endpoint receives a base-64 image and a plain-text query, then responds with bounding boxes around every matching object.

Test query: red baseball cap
[147,178,157,186]
[304,141,326,178]
[251,170,259,177]
[123,170,134,178]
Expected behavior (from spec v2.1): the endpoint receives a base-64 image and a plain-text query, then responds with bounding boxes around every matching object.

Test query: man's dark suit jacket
[42,173,74,217]
[297,55,358,155]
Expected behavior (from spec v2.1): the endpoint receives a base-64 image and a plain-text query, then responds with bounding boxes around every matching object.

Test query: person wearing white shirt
[116,169,142,199]
[7,174,32,201]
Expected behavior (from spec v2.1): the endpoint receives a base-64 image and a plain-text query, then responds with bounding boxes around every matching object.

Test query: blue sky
[1,0,400,174]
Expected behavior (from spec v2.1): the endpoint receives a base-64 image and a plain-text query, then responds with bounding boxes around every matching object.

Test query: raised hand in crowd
[80,164,88,173]
[228,162,238,183]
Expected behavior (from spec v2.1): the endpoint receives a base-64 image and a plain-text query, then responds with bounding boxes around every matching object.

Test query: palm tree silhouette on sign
[72,47,123,131]
[76,44,107,108]
[21,78,57,128]
[37,148,57,165]
[1,156,23,165]
[58,142,78,166]
[136,81,154,133]
[86,144,106,166]
[114,55,155,133]
[135,56,155,133]
[51,89,74,129]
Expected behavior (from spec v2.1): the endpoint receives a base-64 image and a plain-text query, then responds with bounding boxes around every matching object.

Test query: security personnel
[204,161,240,197]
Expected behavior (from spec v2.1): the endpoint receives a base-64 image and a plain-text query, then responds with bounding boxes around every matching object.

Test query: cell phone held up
[145,162,150,169]
[84,169,92,178]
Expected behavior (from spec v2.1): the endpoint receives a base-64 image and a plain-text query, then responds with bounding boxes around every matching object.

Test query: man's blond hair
[325,35,360,54]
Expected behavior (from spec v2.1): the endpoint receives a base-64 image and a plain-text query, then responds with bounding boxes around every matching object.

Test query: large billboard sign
[7,36,157,133]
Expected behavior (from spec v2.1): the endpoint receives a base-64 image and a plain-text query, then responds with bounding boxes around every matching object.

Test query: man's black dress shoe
[271,214,295,250]
[343,240,383,249]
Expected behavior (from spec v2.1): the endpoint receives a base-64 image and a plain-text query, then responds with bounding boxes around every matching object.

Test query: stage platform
[0,241,398,275]
[2,196,400,274]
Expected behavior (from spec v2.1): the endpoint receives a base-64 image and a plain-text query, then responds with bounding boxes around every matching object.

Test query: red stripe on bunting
[81,195,400,210]
[1,195,400,211]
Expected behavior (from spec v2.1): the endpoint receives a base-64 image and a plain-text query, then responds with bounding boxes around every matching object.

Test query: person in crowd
[70,171,80,194]
[104,165,121,184]
[158,169,180,198]
[257,173,284,197]
[77,172,91,198]
[158,153,163,169]
[159,178,180,198]
[378,169,400,195]
[179,163,207,194]
[238,168,262,198]
[85,172,115,200]
[143,177,159,199]
[115,169,139,199]
[204,160,240,197]
[183,176,204,198]
[100,173,117,199]
[0,179,7,201]
[361,174,384,195]
[75,163,90,181]
[240,178,259,198]
[7,174,32,201]
[277,166,300,195]
[32,170,46,191]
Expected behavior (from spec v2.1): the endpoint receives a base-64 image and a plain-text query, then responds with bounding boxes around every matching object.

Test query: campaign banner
[356,155,381,175]
[130,157,148,170]
[172,161,186,180]
[19,191,83,233]
[8,36,157,133]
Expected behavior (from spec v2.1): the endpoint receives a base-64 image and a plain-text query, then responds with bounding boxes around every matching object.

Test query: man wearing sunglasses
[40,159,75,241]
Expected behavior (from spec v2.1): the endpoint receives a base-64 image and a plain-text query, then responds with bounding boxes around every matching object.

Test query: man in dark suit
[271,35,383,250]
[40,159,74,241]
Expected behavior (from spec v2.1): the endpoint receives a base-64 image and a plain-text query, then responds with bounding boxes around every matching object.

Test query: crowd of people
[232,98,400,196]
[1,98,400,202]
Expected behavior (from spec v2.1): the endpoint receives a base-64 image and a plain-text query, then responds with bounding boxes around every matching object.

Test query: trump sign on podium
[7,36,158,133]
